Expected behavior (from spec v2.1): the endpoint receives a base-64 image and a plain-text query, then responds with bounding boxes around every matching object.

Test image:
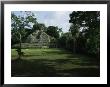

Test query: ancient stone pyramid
[26,30,50,47]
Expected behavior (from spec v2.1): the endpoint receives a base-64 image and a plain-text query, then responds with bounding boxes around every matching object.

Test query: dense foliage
[11,11,37,45]
[46,26,60,39]
[58,11,100,57]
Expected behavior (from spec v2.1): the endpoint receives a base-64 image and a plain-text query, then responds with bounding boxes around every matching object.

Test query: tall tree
[11,11,37,59]
[69,24,80,53]
[69,11,100,56]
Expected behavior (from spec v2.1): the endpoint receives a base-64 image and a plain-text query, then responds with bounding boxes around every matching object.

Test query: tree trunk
[73,38,76,53]
[18,33,22,60]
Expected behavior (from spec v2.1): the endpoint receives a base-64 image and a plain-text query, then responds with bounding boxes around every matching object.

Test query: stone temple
[25,30,57,48]
[26,30,50,47]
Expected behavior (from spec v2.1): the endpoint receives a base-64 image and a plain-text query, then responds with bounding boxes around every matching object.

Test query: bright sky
[12,11,72,33]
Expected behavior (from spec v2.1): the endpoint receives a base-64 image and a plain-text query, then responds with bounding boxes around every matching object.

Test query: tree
[69,24,80,53]
[46,26,61,39]
[69,11,100,56]
[32,23,46,31]
[11,11,37,59]
[58,32,73,50]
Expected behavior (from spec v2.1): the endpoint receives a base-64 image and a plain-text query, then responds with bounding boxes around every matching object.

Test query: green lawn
[11,48,100,77]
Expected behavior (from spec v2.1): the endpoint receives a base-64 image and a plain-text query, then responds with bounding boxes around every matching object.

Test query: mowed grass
[11,48,100,77]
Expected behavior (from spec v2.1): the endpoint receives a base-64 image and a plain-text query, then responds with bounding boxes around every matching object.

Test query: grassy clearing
[11,48,100,77]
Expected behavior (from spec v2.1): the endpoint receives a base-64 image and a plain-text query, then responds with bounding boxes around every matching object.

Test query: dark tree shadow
[11,58,100,77]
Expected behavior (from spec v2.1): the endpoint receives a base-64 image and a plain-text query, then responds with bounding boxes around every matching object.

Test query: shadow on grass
[43,49,100,65]
[42,50,72,55]
[11,58,100,77]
